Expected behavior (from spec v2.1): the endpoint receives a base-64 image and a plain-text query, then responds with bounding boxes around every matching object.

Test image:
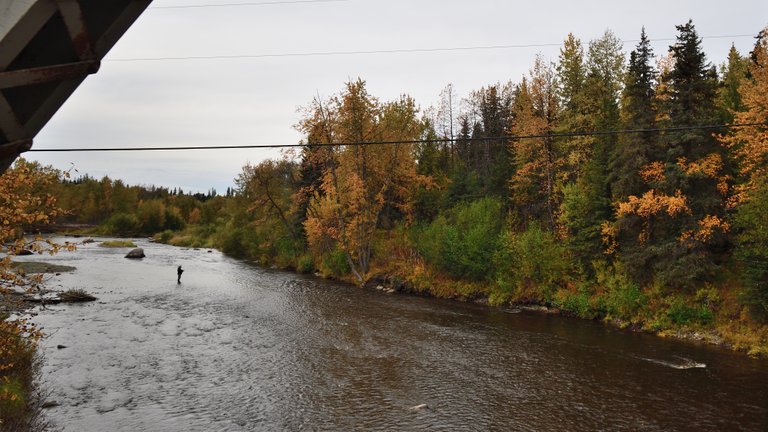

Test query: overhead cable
[107,34,756,62]
[26,122,766,152]
[152,0,347,9]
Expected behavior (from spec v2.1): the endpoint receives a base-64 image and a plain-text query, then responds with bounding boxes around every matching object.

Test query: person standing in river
[177,265,184,284]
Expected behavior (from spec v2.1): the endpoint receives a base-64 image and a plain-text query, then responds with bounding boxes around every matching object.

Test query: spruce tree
[718,44,749,121]
[555,33,592,184]
[610,27,657,201]
[557,33,586,113]
[665,20,720,161]
[654,20,727,288]
[559,30,624,276]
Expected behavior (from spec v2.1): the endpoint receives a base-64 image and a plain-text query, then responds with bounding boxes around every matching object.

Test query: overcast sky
[27,0,768,193]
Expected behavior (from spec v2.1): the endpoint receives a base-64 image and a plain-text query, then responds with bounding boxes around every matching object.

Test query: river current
[19,238,768,431]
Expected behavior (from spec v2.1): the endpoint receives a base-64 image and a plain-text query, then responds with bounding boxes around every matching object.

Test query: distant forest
[10,21,768,353]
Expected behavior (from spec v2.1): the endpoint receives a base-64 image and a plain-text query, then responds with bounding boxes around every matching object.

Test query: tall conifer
[610,28,657,201]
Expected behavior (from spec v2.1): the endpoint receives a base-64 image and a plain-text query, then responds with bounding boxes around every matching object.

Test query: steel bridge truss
[0,0,152,173]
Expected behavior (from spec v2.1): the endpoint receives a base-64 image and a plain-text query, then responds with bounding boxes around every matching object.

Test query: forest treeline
[12,21,768,354]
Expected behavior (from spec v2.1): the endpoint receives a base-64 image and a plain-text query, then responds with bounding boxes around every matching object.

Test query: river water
[19,238,768,431]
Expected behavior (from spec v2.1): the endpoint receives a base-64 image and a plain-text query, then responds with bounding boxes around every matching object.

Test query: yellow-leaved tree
[509,55,562,230]
[298,79,428,284]
[722,30,768,202]
[1,158,73,428]
[721,29,768,320]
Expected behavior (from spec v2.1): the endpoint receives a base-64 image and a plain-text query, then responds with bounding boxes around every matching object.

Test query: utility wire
[107,34,756,62]
[152,0,347,9]
[26,122,766,153]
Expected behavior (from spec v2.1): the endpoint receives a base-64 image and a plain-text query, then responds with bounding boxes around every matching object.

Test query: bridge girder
[0,0,152,174]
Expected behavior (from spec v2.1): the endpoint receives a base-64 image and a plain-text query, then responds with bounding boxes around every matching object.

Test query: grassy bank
[99,240,137,248]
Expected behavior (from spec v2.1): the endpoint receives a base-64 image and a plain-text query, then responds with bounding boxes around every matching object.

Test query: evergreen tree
[606,28,661,280]
[664,20,720,159]
[557,33,586,112]
[617,20,729,288]
[611,28,657,201]
[413,120,446,222]
[555,33,591,181]
[445,116,479,205]
[664,20,726,231]
[560,30,624,275]
[478,84,514,198]
[718,44,749,121]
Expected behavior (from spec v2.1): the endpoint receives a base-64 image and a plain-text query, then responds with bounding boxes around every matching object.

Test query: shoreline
[254,252,755,357]
[46,233,766,357]
[358,272,737,354]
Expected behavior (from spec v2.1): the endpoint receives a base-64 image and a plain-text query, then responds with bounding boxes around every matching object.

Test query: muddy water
[22,238,768,431]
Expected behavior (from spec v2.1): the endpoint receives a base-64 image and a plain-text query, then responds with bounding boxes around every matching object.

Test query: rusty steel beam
[0,0,154,175]
[0,0,57,71]
[55,0,95,61]
[0,94,26,141]
[0,139,33,173]
[0,139,33,158]
[0,60,99,90]
[94,0,153,57]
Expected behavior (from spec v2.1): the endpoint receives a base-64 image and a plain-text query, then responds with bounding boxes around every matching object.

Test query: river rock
[16,249,34,256]
[364,273,417,295]
[125,248,145,259]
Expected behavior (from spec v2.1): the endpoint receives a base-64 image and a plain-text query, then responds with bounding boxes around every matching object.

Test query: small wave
[636,355,706,370]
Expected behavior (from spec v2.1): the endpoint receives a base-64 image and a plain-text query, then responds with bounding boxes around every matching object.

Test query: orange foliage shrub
[1,159,73,426]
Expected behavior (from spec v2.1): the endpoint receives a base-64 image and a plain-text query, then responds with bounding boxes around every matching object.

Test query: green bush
[219,227,246,257]
[493,222,571,303]
[163,208,186,231]
[415,198,504,281]
[273,237,302,268]
[596,263,647,321]
[555,289,594,319]
[137,200,165,234]
[665,297,714,326]
[734,183,768,322]
[0,378,25,420]
[321,248,350,277]
[103,213,139,236]
[296,254,315,273]
[0,321,37,428]
[157,230,175,243]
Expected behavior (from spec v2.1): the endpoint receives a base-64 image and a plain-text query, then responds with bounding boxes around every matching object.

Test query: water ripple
[27,238,768,431]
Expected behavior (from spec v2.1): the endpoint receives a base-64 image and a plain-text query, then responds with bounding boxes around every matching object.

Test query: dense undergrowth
[146,195,767,357]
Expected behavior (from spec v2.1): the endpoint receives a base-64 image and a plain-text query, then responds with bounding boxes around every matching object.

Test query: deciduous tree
[299,80,428,283]
[509,55,561,229]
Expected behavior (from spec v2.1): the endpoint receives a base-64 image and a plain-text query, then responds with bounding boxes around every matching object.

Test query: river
[19,238,768,431]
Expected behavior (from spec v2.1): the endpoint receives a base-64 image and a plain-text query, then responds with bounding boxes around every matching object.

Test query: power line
[152,0,347,9]
[107,34,756,62]
[26,122,766,153]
